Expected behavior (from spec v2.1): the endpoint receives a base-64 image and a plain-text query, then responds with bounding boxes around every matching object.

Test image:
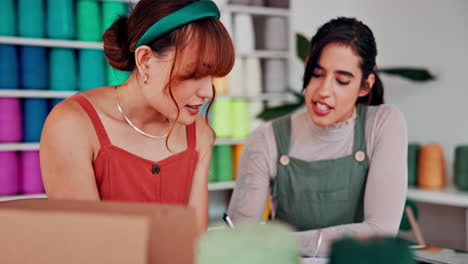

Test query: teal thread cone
[49,48,77,91]
[0,0,16,36]
[47,0,75,39]
[18,0,45,37]
[76,0,101,41]
[408,143,420,186]
[79,50,106,91]
[454,145,468,190]
[215,145,233,182]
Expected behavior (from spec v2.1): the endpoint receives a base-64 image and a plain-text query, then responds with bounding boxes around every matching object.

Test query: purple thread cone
[0,98,22,142]
[20,150,45,194]
[0,151,20,195]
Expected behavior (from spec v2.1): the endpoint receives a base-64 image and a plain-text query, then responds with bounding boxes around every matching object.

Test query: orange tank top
[70,94,198,205]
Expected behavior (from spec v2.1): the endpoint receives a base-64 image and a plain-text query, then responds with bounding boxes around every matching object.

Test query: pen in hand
[223,213,235,229]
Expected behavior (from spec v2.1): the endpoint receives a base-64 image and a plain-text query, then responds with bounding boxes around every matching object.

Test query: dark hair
[303,17,384,105]
[103,0,235,144]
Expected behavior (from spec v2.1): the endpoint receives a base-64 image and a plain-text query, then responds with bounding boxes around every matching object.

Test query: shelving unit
[0,181,235,202]
[407,187,468,208]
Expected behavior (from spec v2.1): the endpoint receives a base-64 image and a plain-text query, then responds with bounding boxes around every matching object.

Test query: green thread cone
[215,145,232,182]
[208,147,217,183]
[107,65,130,86]
[47,0,75,39]
[408,143,420,186]
[231,99,250,139]
[102,1,128,31]
[399,200,418,231]
[212,98,232,138]
[77,0,101,41]
[454,145,468,190]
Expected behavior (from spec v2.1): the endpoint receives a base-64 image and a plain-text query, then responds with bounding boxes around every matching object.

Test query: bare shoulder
[40,96,97,154]
[194,114,213,151]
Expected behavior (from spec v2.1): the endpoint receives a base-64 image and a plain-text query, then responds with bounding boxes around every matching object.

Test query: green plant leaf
[257,102,304,121]
[296,33,310,62]
[378,67,436,82]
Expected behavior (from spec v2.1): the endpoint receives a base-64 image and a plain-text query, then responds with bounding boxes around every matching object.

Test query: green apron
[271,104,369,231]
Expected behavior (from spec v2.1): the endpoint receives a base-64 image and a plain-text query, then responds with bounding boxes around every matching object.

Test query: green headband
[135,0,220,48]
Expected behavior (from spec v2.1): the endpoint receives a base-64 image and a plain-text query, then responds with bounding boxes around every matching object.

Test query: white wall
[290,0,468,179]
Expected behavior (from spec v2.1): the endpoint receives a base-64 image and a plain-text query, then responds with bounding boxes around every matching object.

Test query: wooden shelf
[0,36,102,50]
[208,181,235,191]
[407,187,468,208]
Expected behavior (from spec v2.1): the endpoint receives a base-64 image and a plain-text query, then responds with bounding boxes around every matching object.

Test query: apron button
[355,151,366,162]
[280,155,290,166]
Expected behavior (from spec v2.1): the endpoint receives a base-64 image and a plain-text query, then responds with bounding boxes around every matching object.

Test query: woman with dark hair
[40,0,234,234]
[228,17,407,256]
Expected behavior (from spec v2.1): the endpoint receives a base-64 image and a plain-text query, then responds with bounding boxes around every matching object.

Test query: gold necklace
[114,86,170,140]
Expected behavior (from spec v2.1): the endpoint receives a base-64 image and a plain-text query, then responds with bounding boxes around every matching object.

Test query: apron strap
[352,104,369,157]
[272,116,291,155]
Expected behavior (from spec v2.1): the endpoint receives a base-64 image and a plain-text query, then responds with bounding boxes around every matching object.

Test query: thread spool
[79,50,106,91]
[264,59,288,93]
[231,100,250,139]
[20,150,45,194]
[407,143,420,187]
[47,0,75,39]
[417,144,446,189]
[232,144,244,179]
[49,48,77,91]
[209,147,217,183]
[228,57,245,96]
[23,99,48,142]
[18,0,44,37]
[0,151,20,195]
[215,145,233,182]
[454,145,468,191]
[263,17,288,51]
[233,13,255,54]
[329,237,414,264]
[0,45,19,89]
[76,0,101,41]
[212,98,232,138]
[0,0,15,36]
[20,46,48,90]
[213,77,228,95]
[245,57,262,97]
[107,65,130,86]
[0,98,22,142]
[102,1,128,31]
[399,200,418,231]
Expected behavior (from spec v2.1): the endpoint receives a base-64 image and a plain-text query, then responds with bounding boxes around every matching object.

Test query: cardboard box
[0,199,196,264]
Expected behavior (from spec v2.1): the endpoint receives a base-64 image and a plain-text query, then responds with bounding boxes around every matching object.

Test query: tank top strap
[186,122,197,150]
[69,94,111,147]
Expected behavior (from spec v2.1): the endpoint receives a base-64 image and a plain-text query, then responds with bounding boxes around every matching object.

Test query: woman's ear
[135,45,153,77]
[359,73,375,97]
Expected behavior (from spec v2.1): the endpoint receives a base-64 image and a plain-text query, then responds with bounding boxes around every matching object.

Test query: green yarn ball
[329,237,415,264]
[198,222,299,264]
